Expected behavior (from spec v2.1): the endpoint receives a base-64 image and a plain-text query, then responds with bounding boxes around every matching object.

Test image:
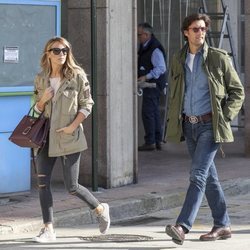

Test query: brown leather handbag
[9,105,49,148]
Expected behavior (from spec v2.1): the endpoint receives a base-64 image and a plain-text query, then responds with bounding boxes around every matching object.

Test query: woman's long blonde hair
[40,37,86,79]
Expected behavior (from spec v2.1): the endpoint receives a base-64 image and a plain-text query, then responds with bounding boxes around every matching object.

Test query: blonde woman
[33,37,110,243]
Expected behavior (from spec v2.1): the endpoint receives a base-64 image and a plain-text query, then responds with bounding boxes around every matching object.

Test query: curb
[1,177,250,235]
[0,191,186,235]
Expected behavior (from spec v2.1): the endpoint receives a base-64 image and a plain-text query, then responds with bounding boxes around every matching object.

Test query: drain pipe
[91,0,98,191]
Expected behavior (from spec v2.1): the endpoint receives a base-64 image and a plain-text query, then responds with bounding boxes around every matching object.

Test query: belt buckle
[189,115,198,124]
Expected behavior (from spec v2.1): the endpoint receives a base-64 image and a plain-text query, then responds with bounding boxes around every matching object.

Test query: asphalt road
[0,193,249,250]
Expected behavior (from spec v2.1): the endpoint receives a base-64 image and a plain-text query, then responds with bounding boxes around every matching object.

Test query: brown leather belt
[184,113,212,124]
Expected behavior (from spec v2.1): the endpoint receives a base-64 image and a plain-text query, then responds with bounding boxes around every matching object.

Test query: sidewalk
[0,131,250,235]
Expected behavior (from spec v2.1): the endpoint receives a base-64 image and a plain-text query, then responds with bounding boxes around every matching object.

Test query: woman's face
[48,41,68,67]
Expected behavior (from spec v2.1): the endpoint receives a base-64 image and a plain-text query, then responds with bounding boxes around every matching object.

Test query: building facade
[60,0,249,189]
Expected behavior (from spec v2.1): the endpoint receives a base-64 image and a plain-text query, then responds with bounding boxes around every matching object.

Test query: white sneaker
[96,203,110,234]
[33,227,56,243]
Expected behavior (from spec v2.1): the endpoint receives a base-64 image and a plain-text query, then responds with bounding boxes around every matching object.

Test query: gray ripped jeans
[36,140,100,224]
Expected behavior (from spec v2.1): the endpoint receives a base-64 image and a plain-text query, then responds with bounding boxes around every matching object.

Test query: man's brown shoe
[200,226,231,241]
[165,224,185,245]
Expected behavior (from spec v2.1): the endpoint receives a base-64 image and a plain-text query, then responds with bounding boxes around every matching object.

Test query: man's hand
[138,75,147,82]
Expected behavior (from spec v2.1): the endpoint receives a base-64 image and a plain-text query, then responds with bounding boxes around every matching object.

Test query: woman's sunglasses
[49,47,69,55]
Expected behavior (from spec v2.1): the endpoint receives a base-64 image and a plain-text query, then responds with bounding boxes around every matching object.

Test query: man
[165,13,244,245]
[137,22,167,151]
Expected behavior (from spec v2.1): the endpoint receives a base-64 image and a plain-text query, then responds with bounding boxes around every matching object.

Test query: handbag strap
[28,103,46,118]
[30,102,49,174]
[31,148,37,174]
[31,135,48,175]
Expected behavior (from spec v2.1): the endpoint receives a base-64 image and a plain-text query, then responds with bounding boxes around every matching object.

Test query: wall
[244,0,250,156]
[107,0,138,187]
[65,0,137,188]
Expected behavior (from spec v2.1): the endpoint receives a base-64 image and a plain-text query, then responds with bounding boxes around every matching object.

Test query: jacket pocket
[210,68,226,97]
[59,127,80,150]
[169,73,180,99]
[59,125,86,153]
[61,90,78,115]
[217,111,233,141]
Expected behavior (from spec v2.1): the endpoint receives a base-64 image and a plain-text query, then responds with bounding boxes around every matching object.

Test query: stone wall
[244,0,250,156]
[64,0,137,188]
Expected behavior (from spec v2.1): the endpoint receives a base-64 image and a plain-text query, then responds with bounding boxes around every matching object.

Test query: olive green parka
[166,42,245,143]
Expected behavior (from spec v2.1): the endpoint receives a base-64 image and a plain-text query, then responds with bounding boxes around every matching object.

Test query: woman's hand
[56,125,75,135]
[41,87,54,103]
[37,87,54,112]
[56,113,85,135]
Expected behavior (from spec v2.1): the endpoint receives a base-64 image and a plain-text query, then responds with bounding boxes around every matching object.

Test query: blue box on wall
[0,0,60,196]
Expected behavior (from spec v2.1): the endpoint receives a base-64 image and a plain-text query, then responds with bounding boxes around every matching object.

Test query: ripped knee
[67,185,78,196]
[37,174,47,189]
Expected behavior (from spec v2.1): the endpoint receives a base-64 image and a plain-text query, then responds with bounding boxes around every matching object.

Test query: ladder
[199,0,240,74]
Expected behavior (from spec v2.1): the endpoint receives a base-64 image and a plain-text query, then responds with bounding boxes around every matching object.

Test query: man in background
[137,22,167,151]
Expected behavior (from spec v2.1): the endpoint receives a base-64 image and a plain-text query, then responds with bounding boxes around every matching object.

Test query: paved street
[0,192,249,250]
[0,131,249,249]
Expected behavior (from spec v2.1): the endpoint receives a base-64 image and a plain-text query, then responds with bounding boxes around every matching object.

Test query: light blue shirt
[183,50,212,116]
[143,40,166,80]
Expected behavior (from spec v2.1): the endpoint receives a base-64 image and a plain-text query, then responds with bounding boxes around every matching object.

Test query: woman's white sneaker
[96,203,110,234]
[33,228,56,243]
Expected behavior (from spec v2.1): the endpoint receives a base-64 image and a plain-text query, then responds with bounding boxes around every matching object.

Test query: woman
[33,37,110,243]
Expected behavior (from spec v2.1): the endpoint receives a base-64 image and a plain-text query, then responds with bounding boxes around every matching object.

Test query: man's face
[137,27,150,44]
[184,20,207,48]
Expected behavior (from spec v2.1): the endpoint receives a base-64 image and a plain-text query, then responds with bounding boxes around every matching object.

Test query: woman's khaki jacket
[34,72,94,157]
[166,42,245,143]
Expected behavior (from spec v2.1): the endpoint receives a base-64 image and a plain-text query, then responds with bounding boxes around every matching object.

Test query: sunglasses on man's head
[188,27,207,33]
[49,47,69,55]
